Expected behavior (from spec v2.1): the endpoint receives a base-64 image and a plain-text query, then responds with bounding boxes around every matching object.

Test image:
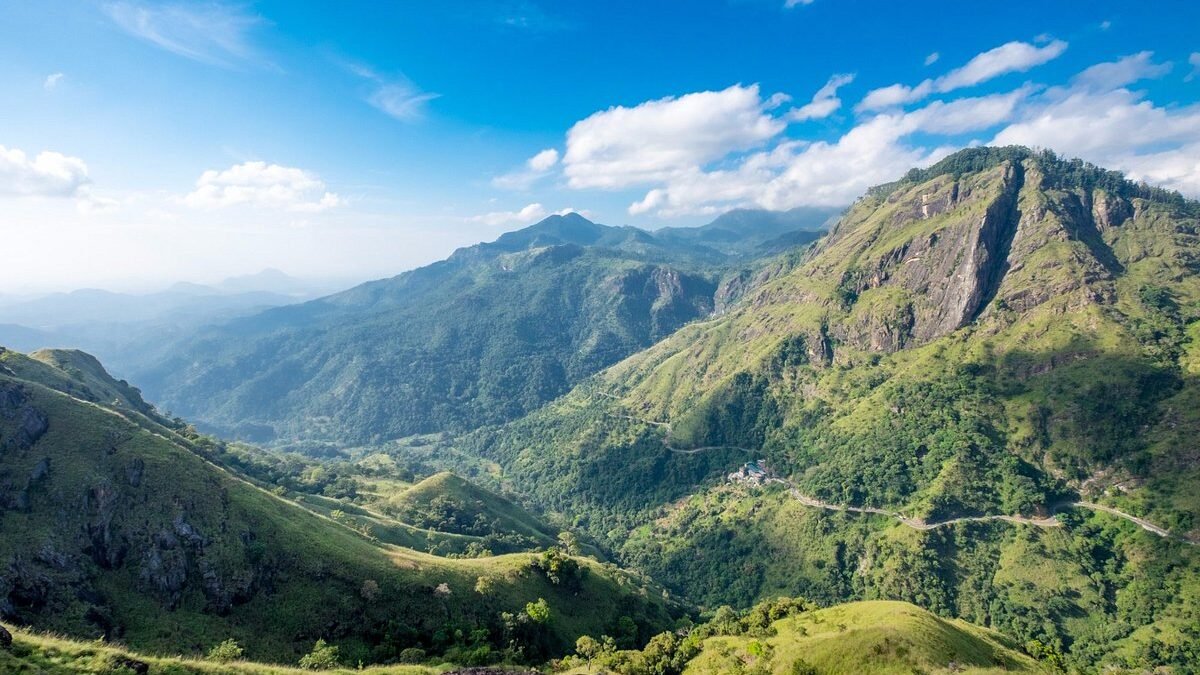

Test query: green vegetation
[458,149,1200,671]
[129,214,730,447]
[556,599,1038,674]
[7,148,1200,672]
[0,351,681,667]
[0,622,436,674]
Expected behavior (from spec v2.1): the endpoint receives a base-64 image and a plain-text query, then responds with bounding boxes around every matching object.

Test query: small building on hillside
[727,459,771,485]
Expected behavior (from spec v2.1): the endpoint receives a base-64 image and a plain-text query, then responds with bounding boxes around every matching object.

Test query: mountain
[462,147,1200,670]
[0,271,343,384]
[652,206,839,257]
[0,346,680,665]
[127,213,753,446]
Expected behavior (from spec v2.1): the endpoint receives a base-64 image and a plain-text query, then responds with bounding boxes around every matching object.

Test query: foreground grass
[1,625,443,674]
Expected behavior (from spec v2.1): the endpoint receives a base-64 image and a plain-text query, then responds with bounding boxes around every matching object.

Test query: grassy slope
[680,601,1039,675]
[0,623,435,674]
[385,471,560,545]
[0,357,678,666]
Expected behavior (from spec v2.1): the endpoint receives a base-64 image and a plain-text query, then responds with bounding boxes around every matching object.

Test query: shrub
[298,639,340,669]
[206,638,244,662]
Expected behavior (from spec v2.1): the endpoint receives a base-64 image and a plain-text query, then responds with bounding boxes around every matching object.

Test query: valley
[4,147,1200,674]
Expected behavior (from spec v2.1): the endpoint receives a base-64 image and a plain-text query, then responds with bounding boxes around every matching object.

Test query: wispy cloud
[496,1,572,31]
[346,62,439,122]
[859,39,1067,111]
[104,1,267,68]
[43,72,64,90]
[787,73,855,122]
[492,148,560,190]
[1186,52,1200,82]
[469,202,547,226]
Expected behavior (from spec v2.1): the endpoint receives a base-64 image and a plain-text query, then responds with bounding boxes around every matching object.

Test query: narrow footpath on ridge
[601,394,1193,544]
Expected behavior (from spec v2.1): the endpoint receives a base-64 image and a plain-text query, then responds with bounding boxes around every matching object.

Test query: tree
[525,597,551,624]
[206,638,244,662]
[360,579,380,602]
[558,530,581,555]
[576,635,602,670]
[298,639,340,670]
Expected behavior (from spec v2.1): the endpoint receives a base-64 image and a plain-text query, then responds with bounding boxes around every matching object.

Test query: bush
[298,639,340,669]
[206,638,244,662]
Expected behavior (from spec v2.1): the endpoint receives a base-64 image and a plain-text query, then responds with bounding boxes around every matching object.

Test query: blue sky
[1,0,1198,291]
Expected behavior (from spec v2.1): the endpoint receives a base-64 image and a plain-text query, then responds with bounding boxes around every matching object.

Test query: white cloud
[184,161,342,211]
[492,148,560,190]
[563,84,785,189]
[859,39,1067,110]
[367,82,440,121]
[0,145,90,197]
[624,89,1026,217]
[1072,51,1170,90]
[347,63,439,122]
[787,73,855,122]
[75,189,121,215]
[43,72,64,90]
[469,202,547,226]
[1186,52,1200,82]
[924,52,940,66]
[104,1,265,67]
[528,148,560,172]
[784,0,815,6]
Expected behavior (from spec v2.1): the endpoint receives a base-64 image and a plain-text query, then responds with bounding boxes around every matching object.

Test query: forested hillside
[464,147,1200,671]
[119,215,754,446]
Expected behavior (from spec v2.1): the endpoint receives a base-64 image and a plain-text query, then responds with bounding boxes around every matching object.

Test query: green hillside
[0,349,681,667]
[463,148,1200,670]
[678,600,1038,675]
[122,209,838,450]
[128,214,731,447]
[384,472,560,546]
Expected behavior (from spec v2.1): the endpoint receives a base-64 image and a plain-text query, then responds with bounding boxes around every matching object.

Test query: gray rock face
[0,383,48,454]
[83,483,128,569]
[125,458,144,487]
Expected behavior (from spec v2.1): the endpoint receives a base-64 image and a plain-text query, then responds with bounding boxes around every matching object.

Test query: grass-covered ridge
[0,348,681,667]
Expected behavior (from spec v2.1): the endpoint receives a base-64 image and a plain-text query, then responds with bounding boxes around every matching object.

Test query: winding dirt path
[602,395,1192,544]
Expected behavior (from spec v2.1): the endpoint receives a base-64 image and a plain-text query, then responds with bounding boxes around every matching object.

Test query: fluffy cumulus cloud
[184,161,342,211]
[859,39,1067,110]
[540,43,1200,218]
[563,84,785,190]
[0,145,91,197]
[0,145,120,214]
[994,52,1200,195]
[104,1,265,67]
[492,148,560,190]
[787,74,855,122]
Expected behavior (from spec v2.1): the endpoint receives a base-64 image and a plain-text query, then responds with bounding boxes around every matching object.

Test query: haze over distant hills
[109,208,834,443]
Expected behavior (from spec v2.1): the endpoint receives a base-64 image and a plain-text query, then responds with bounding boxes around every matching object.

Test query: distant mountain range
[117,208,835,444]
